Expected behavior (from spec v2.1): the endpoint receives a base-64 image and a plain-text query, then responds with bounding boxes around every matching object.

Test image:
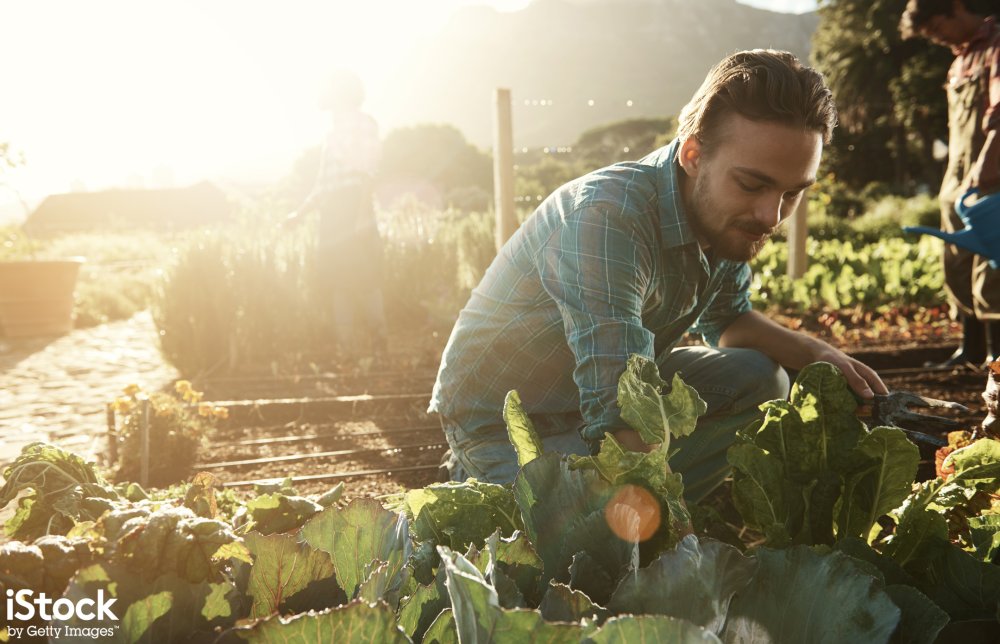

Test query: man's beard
[686,173,772,262]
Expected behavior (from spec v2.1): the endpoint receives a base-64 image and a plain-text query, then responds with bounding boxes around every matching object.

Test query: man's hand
[810,345,889,400]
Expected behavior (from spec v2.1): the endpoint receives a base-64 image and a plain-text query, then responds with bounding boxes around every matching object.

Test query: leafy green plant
[111,380,225,486]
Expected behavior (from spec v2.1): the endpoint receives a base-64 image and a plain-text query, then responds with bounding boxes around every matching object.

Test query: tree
[811,0,951,195]
[377,124,493,208]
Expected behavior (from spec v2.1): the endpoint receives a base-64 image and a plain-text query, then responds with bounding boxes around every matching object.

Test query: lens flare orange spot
[604,484,661,542]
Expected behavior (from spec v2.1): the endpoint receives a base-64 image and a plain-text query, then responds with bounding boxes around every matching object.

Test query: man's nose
[753,195,783,228]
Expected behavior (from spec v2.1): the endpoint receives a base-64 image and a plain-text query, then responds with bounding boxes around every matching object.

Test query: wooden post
[787,196,809,279]
[106,403,118,465]
[493,88,516,251]
[140,397,151,488]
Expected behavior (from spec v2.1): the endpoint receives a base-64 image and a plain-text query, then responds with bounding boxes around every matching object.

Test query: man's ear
[679,137,702,177]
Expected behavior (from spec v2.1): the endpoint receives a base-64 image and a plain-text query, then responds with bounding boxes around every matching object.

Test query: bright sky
[0,0,813,218]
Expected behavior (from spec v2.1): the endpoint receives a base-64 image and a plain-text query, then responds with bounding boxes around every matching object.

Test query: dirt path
[0,311,178,469]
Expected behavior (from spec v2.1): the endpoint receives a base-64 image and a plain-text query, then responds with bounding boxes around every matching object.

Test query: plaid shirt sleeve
[536,206,656,441]
[689,262,753,347]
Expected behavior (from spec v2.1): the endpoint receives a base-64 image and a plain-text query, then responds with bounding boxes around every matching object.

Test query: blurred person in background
[901,0,1000,368]
[287,69,388,363]
[430,49,888,502]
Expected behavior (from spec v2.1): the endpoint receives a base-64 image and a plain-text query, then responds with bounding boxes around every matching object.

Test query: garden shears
[856,391,969,447]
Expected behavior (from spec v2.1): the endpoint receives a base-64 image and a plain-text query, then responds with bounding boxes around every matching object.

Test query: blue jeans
[439,346,790,502]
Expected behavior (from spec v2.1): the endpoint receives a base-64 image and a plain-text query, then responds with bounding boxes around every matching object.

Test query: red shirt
[950,15,1000,133]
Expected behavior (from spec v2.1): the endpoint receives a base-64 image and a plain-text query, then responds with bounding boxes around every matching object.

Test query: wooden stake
[493,88,517,251]
[787,196,809,279]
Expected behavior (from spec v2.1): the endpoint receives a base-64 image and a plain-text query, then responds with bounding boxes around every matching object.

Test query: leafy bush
[110,381,225,486]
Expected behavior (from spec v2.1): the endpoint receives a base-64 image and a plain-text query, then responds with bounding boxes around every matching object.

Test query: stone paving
[0,311,178,469]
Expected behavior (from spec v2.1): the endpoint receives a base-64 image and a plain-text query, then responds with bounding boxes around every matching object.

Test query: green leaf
[122,591,173,643]
[513,453,631,604]
[617,355,706,445]
[607,535,756,634]
[397,569,449,643]
[244,532,337,618]
[0,442,119,540]
[538,581,609,623]
[918,542,1000,622]
[722,546,900,643]
[587,614,721,643]
[423,608,459,644]
[402,480,522,551]
[56,563,240,641]
[235,600,411,643]
[943,439,1000,491]
[438,546,583,644]
[503,390,544,467]
[237,492,323,535]
[314,482,345,508]
[727,439,793,547]
[112,506,244,584]
[968,514,1000,562]
[300,498,409,600]
[884,585,949,644]
[838,427,920,540]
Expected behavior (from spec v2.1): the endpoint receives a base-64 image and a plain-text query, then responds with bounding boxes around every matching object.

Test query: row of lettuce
[1,359,998,642]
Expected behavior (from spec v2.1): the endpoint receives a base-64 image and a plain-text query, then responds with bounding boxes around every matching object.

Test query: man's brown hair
[900,0,958,39]
[677,49,837,153]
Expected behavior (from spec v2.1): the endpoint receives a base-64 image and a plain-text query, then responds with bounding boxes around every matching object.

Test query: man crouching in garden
[429,49,888,502]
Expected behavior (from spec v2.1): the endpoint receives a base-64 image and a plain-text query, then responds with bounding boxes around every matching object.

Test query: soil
[193,310,995,504]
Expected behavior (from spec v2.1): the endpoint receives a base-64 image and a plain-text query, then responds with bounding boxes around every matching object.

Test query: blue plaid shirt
[429,139,753,441]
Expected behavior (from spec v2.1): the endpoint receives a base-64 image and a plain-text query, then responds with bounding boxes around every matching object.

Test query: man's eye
[737,181,762,193]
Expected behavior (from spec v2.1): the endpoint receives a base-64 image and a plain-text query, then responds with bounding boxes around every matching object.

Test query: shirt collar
[641,138,700,249]
[957,15,996,56]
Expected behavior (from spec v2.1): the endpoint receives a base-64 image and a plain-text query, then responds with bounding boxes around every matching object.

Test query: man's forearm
[718,310,887,398]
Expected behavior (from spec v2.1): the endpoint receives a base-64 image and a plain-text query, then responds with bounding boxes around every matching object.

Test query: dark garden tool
[857,391,970,447]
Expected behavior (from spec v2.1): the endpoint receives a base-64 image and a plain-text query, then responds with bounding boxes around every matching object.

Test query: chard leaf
[889,438,1000,567]
[236,492,323,535]
[122,590,173,643]
[884,585,949,644]
[588,615,721,643]
[727,439,793,547]
[402,480,522,551]
[617,355,706,445]
[504,390,544,466]
[607,535,756,634]
[538,581,609,623]
[56,562,240,640]
[0,442,119,540]
[244,532,337,618]
[721,546,900,643]
[397,566,449,643]
[300,498,410,600]
[113,506,243,584]
[942,439,1000,492]
[968,514,1000,562]
[838,427,920,541]
[423,608,458,644]
[234,600,410,643]
[917,542,1000,622]
[513,453,631,604]
[756,363,863,483]
[569,435,690,552]
[438,546,584,644]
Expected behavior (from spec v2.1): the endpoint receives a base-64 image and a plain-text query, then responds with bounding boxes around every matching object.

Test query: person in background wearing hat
[288,69,388,362]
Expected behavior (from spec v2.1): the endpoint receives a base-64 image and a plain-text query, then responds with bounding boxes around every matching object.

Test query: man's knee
[732,349,790,407]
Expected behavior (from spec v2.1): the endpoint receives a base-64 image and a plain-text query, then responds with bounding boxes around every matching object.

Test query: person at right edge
[902,0,1000,368]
